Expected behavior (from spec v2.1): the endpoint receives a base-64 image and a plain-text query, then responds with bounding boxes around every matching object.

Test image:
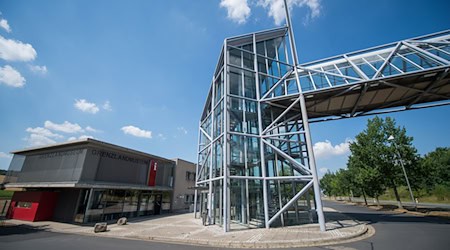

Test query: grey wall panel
[155,161,174,187]
[80,148,101,181]
[90,148,149,185]
[15,149,87,183]
[53,189,81,222]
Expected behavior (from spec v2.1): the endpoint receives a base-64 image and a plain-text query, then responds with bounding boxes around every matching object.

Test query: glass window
[399,48,441,68]
[16,201,32,208]
[229,67,243,96]
[426,48,450,61]
[257,56,267,74]
[337,62,361,79]
[229,48,241,67]
[259,74,278,96]
[138,192,155,216]
[245,100,258,135]
[274,81,285,97]
[299,74,314,91]
[229,97,243,133]
[268,59,280,78]
[242,43,253,52]
[244,71,256,99]
[247,137,261,177]
[356,62,377,78]
[286,78,298,94]
[276,37,287,63]
[214,72,223,104]
[311,73,329,89]
[213,138,223,177]
[280,63,289,76]
[230,135,245,176]
[213,100,223,138]
[242,51,254,70]
[390,55,421,73]
[266,39,276,60]
[381,63,402,77]
[123,190,139,216]
[256,41,265,56]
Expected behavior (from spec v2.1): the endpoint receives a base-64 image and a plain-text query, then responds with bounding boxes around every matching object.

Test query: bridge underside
[273,67,450,122]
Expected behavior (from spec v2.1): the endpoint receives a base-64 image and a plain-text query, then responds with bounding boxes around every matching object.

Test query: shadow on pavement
[0,223,50,236]
[326,210,450,225]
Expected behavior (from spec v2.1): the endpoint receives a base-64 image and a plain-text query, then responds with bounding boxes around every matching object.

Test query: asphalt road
[1,200,449,250]
[315,200,450,250]
[348,197,450,209]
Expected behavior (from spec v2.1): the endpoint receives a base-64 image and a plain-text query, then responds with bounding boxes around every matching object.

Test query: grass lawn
[0,190,14,199]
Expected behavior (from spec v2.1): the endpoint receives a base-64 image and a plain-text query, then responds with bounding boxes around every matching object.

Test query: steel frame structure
[195,22,450,232]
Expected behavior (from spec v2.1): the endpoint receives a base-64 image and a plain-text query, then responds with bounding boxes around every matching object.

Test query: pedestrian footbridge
[262,30,450,122]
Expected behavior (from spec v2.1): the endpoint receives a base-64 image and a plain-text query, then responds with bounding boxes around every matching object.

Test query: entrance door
[154,194,162,215]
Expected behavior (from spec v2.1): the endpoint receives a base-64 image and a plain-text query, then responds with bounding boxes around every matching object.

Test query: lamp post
[387,135,417,210]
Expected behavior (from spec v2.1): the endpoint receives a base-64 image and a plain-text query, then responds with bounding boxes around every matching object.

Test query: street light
[387,135,417,210]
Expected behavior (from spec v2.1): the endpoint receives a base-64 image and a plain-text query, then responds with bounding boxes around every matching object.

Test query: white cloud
[0,35,36,61]
[220,0,251,24]
[29,65,48,75]
[0,65,25,87]
[0,18,11,33]
[85,126,101,133]
[121,125,152,139]
[257,0,321,25]
[102,101,112,111]
[0,152,12,158]
[74,99,100,114]
[24,126,63,147]
[24,121,94,146]
[177,127,188,135]
[26,133,57,147]
[44,120,84,134]
[67,136,77,141]
[26,127,63,139]
[313,139,352,159]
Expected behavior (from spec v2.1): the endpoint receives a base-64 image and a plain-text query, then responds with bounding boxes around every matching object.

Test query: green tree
[320,171,337,197]
[421,147,450,189]
[347,149,384,205]
[348,116,420,208]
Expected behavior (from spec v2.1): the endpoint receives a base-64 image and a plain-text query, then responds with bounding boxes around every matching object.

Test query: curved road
[315,200,450,250]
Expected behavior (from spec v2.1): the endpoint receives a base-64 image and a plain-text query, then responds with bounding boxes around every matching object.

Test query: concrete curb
[58,222,370,249]
[138,225,369,248]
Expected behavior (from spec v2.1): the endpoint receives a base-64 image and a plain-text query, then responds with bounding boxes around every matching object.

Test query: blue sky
[0,0,449,175]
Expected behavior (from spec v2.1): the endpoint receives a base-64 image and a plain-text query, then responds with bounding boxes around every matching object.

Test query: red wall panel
[7,191,59,222]
[147,160,158,186]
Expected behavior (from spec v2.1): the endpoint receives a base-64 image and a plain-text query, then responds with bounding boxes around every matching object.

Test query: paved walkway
[4,207,371,248]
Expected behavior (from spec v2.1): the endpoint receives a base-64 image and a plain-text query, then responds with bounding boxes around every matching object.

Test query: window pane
[229,48,241,67]
[242,51,254,70]
[245,100,259,134]
[229,97,243,133]
[230,135,245,176]
[229,67,243,96]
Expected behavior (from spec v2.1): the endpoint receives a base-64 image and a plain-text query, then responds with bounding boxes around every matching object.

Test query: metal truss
[262,30,450,123]
[195,14,450,232]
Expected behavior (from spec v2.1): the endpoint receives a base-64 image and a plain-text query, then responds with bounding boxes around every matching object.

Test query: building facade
[4,138,194,223]
[196,27,323,232]
[172,158,197,211]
